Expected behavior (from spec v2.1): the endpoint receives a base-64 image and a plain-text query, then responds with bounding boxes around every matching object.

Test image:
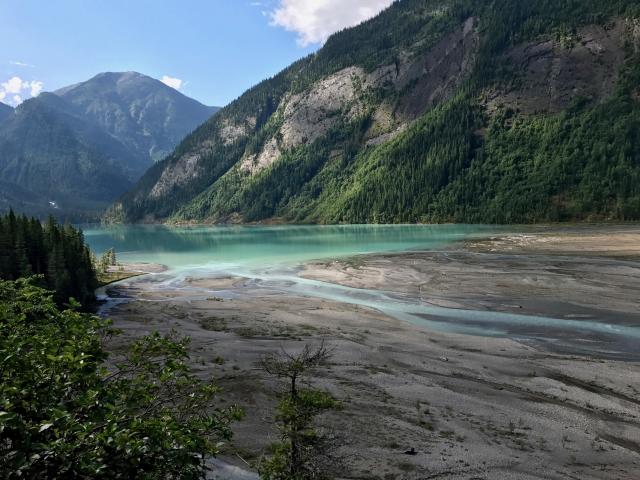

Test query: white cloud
[2,76,24,94]
[160,75,183,90]
[270,0,394,47]
[0,76,45,106]
[9,60,34,68]
[26,80,44,97]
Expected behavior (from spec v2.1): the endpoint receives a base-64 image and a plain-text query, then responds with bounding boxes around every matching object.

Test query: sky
[0,0,395,108]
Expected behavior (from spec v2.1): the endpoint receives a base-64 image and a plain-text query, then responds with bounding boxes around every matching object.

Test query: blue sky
[0,0,394,108]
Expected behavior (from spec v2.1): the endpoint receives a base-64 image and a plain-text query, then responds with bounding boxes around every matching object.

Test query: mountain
[0,93,142,216]
[0,103,12,124]
[0,72,219,219]
[56,72,219,163]
[109,0,640,225]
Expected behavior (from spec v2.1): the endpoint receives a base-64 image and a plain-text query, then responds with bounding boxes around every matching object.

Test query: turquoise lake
[84,224,640,360]
[82,224,499,271]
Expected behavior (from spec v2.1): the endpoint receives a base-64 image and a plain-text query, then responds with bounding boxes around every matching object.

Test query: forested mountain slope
[0,93,141,218]
[0,103,12,124]
[56,72,219,163]
[108,0,640,224]
[0,73,218,220]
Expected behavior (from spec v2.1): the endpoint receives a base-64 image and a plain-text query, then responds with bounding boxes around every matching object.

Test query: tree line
[0,211,97,306]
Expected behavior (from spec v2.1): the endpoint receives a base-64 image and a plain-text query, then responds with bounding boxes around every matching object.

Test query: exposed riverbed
[87,224,640,479]
[87,224,640,359]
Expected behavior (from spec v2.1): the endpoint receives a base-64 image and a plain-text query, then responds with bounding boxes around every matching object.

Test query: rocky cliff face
[484,21,631,116]
[238,17,479,177]
[109,0,640,224]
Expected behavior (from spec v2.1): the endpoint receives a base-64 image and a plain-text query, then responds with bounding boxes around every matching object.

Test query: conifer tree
[0,212,97,307]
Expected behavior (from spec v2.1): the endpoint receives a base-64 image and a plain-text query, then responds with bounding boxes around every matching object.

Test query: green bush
[0,278,242,479]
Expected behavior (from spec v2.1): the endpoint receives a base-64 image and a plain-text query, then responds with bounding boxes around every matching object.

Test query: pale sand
[107,262,168,274]
[105,225,640,479]
[466,225,640,257]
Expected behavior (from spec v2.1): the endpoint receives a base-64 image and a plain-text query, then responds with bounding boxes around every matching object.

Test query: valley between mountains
[2,1,640,479]
[0,72,218,219]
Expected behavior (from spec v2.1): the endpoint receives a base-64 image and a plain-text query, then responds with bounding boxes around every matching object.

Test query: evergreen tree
[108,248,117,266]
[260,343,341,479]
[0,213,97,307]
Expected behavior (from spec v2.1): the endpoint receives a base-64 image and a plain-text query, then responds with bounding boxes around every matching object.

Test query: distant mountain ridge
[108,0,640,225]
[55,72,219,163]
[0,72,219,219]
[0,103,12,124]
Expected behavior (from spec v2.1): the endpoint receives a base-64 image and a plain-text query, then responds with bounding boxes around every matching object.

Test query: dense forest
[0,211,97,306]
[305,63,640,224]
[108,0,640,225]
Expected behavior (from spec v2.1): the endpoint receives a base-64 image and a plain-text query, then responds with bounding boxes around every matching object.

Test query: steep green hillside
[109,0,640,224]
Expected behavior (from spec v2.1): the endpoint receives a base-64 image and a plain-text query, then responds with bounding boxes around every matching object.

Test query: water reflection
[87,224,639,360]
[83,224,501,269]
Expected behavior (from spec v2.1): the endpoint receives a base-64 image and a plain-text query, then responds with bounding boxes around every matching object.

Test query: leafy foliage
[0,211,97,306]
[0,278,241,479]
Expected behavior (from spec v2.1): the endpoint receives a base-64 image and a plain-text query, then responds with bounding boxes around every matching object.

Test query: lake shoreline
[104,225,640,479]
[300,224,640,359]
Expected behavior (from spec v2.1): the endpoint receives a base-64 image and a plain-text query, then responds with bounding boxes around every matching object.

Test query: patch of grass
[96,271,141,287]
[397,461,416,472]
[199,317,228,331]
[234,327,263,338]
[343,256,366,269]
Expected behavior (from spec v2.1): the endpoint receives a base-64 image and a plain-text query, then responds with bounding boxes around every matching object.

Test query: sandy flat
[466,225,640,257]
[105,225,640,479]
[109,262,168,274]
